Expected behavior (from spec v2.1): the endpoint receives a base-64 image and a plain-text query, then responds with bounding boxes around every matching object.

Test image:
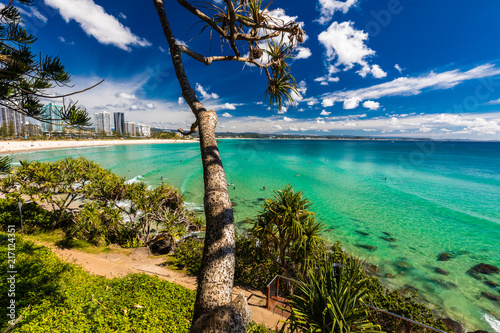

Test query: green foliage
[366,278,450,332]
[0,155,12,172]
[173,238,204,274]
[283,257,382,333]
[1,157,200,245]
[0,198,53,233]
[0,234,195,332]
[0,1,92,127]
[248,321,273,333]
[234,233,281,289]
[252,185,326,277]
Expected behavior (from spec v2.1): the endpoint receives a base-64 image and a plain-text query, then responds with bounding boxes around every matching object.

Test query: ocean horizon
[9,139,500,332]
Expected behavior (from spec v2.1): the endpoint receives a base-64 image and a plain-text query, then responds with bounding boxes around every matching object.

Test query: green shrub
[234,233,280,289]
[248,322,273,333]
[0,233,195,332]
[0,198,54,233]
[173,238,204,274]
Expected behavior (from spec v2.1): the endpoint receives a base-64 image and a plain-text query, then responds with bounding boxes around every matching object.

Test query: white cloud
[120,93,136,100]
[118,12,126,20]
[146,103,155,109]
[159,46,166,53]
[222,103,237,110]
[322,98,334,107]
[316,0,359,25]
[289,126,299,131]
[18,5,48,23]
[178,97,184,105]
[117,92,136,100]
[320,110,331,116]
[362,100,380,110]
[322,64,500,106]
[395,64,403,73]
[343,97,361,109]
[175,39,188,47]
[195,83,219,100]
[318,21,386,79]
[273,125,283,130]
[221,112,233,118]
[278,106,287,114]
[484,98,500,105]
[283,117,294,122]
[45,0,151,51]
[295,47,312,59]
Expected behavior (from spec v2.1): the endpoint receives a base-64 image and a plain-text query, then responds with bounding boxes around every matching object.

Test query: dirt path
[39,242,285,329]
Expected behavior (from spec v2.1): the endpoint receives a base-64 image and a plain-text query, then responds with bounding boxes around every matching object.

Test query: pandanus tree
[0,0,99,128]
[152,0,305,331]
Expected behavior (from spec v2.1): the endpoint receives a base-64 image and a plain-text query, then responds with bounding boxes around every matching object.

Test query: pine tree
[0,1,100,128]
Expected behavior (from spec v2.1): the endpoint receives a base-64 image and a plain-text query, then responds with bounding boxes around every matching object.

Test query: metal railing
[265,274,448,333]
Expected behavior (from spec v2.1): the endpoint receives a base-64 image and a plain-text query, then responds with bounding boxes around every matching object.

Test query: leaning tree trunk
[153,1,250,332]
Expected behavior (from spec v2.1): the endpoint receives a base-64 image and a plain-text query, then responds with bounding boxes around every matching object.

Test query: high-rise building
[136,123,151,137]
[125,121,136,136]
[95,111,111,135]
[0,105,26,135]
[41,103,64,133]
[114,112,125,135]
[0,106,26,135]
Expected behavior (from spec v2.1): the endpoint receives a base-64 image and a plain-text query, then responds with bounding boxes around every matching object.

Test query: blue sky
[8,0,500,139]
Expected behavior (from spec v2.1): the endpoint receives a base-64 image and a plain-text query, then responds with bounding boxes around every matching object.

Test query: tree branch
[176,0,229,39]
[178,120,199,136]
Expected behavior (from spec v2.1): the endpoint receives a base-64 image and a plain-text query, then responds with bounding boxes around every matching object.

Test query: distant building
[0,105,26,135]
[136,123,151,137]
[41,103,64,133]
[114,112,125,135]
[26,122,42,136]
[125,121,136,136]
[95,111,111,135]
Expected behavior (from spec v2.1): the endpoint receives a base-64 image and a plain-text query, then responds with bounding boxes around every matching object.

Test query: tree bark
[153,1,244,332]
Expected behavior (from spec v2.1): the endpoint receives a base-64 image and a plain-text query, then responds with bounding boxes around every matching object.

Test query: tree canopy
[0,0,98,127]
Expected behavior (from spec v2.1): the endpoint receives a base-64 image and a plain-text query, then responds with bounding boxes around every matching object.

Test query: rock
[441,317,465,333]
[389,244,398,248]
[231,201,238,207]
[429,278,456,290]
[148,234,175,255]
[435,267,450,276]
[355,243,377,252]
[380,236,397,242]
[355,230,370,237]
[257,198,265,201]
[129,246,152,260]
[438,252,454,261]
[382,232,392,236]
[395,260,412,270]
[484,280,499,288]
[385,273,395,278]
[468,263,499,275]
[363,263,379,276]
[481,292,500,302]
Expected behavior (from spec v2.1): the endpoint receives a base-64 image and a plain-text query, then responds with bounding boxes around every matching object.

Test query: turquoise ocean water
[9,139,500,332]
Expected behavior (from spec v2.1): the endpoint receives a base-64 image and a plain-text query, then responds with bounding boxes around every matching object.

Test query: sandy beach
[0,139,198,154]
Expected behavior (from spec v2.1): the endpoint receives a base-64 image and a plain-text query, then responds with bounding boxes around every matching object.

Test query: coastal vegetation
[0,157,202,246]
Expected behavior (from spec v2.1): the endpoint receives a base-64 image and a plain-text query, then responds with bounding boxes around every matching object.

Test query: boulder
[363,263,379,276]
[481,292,500,303]
[435,267,450,276]
[438,252,454,261]
[484,280,499,288]
[355,243,377,252]
[380,236,397,242]
[385,273,395,278]
[468,263,499,275]
[355,230,370,237]
[148,234,175,255]
[441,317,465,333]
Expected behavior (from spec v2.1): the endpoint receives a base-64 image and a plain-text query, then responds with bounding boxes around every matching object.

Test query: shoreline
[0,139,198,154]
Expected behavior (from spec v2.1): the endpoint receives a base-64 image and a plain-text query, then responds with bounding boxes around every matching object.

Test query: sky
[7,0,500,140]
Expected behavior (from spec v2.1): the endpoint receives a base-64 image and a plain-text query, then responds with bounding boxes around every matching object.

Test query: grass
[23,230,133,255]
[0,233,195,332]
